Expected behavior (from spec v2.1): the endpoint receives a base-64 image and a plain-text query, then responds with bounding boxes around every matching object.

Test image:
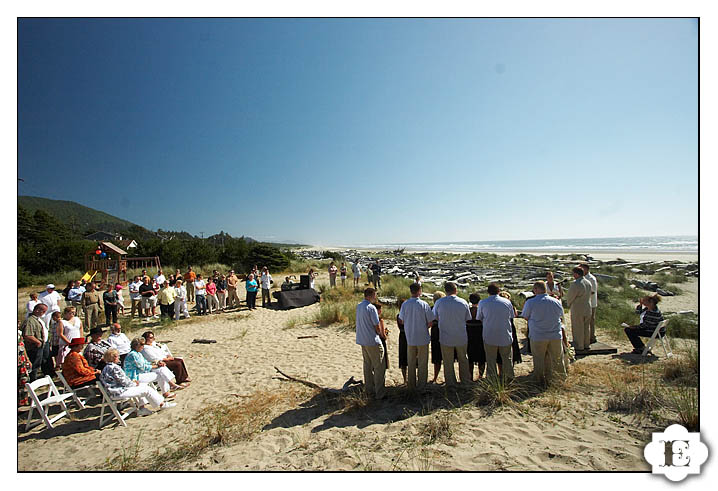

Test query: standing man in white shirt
[260,267,273,307]
[38,284,63,328]
[478,283,515,381]
[521,281,568,384]
[398,283,435,390]
[173,279,190,320]
[432,282,472,387]
[352,261,361,288]
[355,288,387,399]
[580,263,598,344]
[153,269,166,289]
[129,276,143,318]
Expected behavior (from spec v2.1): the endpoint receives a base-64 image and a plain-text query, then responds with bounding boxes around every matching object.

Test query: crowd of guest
[18,317,191,416]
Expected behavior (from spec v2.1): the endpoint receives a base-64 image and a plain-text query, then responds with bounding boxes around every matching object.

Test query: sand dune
[17,274,697,471]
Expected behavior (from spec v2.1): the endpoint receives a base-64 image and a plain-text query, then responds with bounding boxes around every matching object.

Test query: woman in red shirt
[62,338,100,388]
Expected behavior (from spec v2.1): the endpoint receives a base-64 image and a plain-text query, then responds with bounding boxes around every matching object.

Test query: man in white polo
[478,283,515,381]
[355,288,386,399]
[521,281,568,384]
[38,284,62,328]
[398,282,435,390]
[432,282,472,387]
[129,275,143,318]
[580,263,598,344]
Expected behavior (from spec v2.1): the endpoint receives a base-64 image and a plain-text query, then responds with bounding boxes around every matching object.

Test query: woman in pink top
[205,278,219,314]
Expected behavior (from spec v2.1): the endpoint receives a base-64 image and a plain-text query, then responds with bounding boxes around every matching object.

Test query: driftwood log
[273,367,363,394]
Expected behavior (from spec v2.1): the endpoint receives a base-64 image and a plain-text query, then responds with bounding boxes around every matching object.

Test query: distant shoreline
[302,245,698,263]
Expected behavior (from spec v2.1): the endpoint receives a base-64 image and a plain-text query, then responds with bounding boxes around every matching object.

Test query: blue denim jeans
[195,294,207,315]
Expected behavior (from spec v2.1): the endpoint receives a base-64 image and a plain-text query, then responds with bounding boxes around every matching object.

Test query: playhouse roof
[100,241,128,255]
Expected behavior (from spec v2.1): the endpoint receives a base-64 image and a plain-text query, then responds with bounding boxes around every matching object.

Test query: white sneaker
[138,407,153,416]
[153,314,160,318]
[160,401,176,410]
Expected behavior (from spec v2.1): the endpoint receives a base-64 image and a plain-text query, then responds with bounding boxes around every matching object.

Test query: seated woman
[140,331,191,385]
[123,337,182,398]
[62,338,100,388]
[624,294,665,354]
[100,348,175,414]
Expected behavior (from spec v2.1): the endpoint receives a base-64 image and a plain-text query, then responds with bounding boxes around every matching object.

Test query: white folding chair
[642,319,673,358]
[95,381,140,428]
[56,371,97,410]
[24,375,75,431]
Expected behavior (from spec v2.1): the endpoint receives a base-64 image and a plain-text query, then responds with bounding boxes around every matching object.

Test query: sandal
[163,392,176,399]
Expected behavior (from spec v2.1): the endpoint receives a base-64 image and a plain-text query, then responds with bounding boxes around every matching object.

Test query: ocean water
[356,236,697,253]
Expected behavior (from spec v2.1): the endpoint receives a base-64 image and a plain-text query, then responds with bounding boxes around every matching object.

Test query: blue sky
[18,18,698,245]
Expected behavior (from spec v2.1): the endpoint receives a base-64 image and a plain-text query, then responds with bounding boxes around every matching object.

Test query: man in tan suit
[565,266,592,351]
[226,270,241,309]
[81,282,103,331]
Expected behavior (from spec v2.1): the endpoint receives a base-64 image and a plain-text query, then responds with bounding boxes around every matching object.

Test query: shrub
[321,250,344,262]
[666,316,698,340]
[662,348,698,386]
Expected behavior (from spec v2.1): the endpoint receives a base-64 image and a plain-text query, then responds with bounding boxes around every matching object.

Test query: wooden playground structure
[83,242,161,288]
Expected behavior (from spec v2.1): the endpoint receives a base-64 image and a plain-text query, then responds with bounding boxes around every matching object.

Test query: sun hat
[88,326,105,336]
[46,284,55,289]
[68,337,87,347]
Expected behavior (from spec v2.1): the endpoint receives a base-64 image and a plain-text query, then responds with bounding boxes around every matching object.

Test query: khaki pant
[361,344,386,399]
[485,343,513,381]
[84,304,100,330]
[207,294,219,313]
[407,344,429,390]
[227,288,240,308]
[130,298,142,318]
[530,339,566,384]
[570,309,591,350]
[261,288,271,306]
[440,344,471,387]
[71,301,83,316]
[589,307,597,343]
[186,281,195,302]
[217,291,227,309]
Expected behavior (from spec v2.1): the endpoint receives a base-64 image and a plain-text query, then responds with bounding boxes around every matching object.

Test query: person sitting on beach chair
[624,294,665,354]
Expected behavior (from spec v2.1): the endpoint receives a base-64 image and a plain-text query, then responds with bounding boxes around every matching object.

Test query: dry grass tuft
[337,389,371,414]
[668,387,699,431]
[606,385,663,414]
[472,377,527,408]
[662,348,698,387]
[417,411,454,445]
[125,386,313,471]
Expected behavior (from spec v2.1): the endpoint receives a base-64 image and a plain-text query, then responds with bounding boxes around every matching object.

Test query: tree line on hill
[17,205,293,286]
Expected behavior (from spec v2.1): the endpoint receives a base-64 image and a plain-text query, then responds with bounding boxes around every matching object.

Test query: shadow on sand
[264,373,547,435]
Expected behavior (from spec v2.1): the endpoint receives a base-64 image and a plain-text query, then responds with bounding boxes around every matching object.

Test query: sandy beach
[17,259,698,471]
